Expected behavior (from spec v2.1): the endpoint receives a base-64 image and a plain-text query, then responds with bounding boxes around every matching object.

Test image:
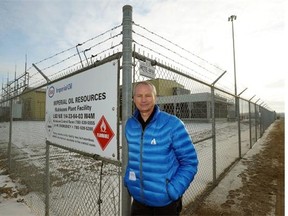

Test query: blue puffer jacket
[124,106,198,207]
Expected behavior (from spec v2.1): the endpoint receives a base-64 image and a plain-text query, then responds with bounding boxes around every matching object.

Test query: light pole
[228,15,237,98]
[228,15,241,157]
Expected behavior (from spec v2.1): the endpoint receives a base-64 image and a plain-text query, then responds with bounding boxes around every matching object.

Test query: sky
[0,0,286,113]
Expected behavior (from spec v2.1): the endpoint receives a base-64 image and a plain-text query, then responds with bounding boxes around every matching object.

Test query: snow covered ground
[0,120,258,215]
[0,169,36,216]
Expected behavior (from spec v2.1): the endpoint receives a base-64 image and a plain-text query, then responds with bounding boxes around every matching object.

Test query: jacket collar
[133,105,160,122]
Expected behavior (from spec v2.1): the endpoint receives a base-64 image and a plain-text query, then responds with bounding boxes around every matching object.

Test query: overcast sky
[0,0,286,112]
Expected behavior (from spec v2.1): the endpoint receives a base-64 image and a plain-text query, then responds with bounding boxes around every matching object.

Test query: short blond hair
[133,81,157,97]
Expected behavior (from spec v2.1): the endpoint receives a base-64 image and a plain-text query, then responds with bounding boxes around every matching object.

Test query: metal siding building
[148,79,232,121]
[21,87,46,120]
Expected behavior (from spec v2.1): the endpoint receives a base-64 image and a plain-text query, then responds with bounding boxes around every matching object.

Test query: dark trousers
[131,198,182,216]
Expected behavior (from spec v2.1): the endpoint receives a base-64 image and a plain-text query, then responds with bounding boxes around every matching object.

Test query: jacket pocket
[165,178,173,200]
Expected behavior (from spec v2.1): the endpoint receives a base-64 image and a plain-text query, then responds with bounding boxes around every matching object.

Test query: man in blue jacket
[124,81,198,216]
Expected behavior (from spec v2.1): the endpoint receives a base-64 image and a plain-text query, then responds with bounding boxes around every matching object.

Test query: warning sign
[93,115,115,151]
[45,60,118,161]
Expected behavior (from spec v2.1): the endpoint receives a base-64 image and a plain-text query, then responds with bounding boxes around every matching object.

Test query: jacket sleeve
[167,117,198,200]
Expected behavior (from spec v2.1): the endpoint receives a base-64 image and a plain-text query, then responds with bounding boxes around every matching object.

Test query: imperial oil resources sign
[45,61,118,160]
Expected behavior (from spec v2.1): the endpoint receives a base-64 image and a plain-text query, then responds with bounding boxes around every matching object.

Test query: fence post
[121,5,133,216]
[236,97,241,158]
[259,107,263,136]
[8,99,13,170]
[211,86,216,183]
[45,142,50,216]
[248,95,255,149]
[255,103,258,140]
[211,70,226,184]
[248,101,252,148]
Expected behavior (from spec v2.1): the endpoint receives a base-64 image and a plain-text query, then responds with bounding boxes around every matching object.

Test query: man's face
[133,84,156,114]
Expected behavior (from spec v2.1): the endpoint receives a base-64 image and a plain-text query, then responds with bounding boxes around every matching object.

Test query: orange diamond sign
[93,115,115,151]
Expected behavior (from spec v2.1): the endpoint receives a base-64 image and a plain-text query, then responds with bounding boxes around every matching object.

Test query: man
[124,81,198,216]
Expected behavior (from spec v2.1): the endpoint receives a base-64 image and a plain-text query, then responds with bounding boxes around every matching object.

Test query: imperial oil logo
[48,86,55,98]
[56,83,72,93]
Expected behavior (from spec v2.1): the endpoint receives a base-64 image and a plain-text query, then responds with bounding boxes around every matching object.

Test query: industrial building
[134,78,234,122]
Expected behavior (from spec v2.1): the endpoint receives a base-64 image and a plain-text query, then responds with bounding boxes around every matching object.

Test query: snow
[0,201,35,216]
[0,169,36,216]
[0,120,271,215]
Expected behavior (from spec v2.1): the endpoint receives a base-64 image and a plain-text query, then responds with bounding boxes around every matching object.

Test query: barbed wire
[40,52,78,72]
[133,31,219,77]
[28,42,122,88]
[133,40,206,81]
[0,21,272,110]
[25,24,122,87]
[133,40,228,86]
[49,42,122,81]
[27,24,122,71]
[133,22,226,72]
[88,32,122,52]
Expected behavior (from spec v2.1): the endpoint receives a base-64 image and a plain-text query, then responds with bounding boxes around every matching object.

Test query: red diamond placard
[93,115,115,151]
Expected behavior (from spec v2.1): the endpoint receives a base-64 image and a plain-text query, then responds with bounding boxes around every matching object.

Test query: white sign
[45,61,118,160]
[139,60,156,79]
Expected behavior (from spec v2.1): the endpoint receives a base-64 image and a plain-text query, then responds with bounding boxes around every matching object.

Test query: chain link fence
[0,5,277,216]
[130,50,276,212]
[47,144,121,216]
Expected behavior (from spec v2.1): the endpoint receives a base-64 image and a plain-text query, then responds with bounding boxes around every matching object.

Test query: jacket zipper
[132,115,154,203]
[140,129,144,201]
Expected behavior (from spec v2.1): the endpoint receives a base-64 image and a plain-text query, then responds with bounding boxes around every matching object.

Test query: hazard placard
[93,115,115,151]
